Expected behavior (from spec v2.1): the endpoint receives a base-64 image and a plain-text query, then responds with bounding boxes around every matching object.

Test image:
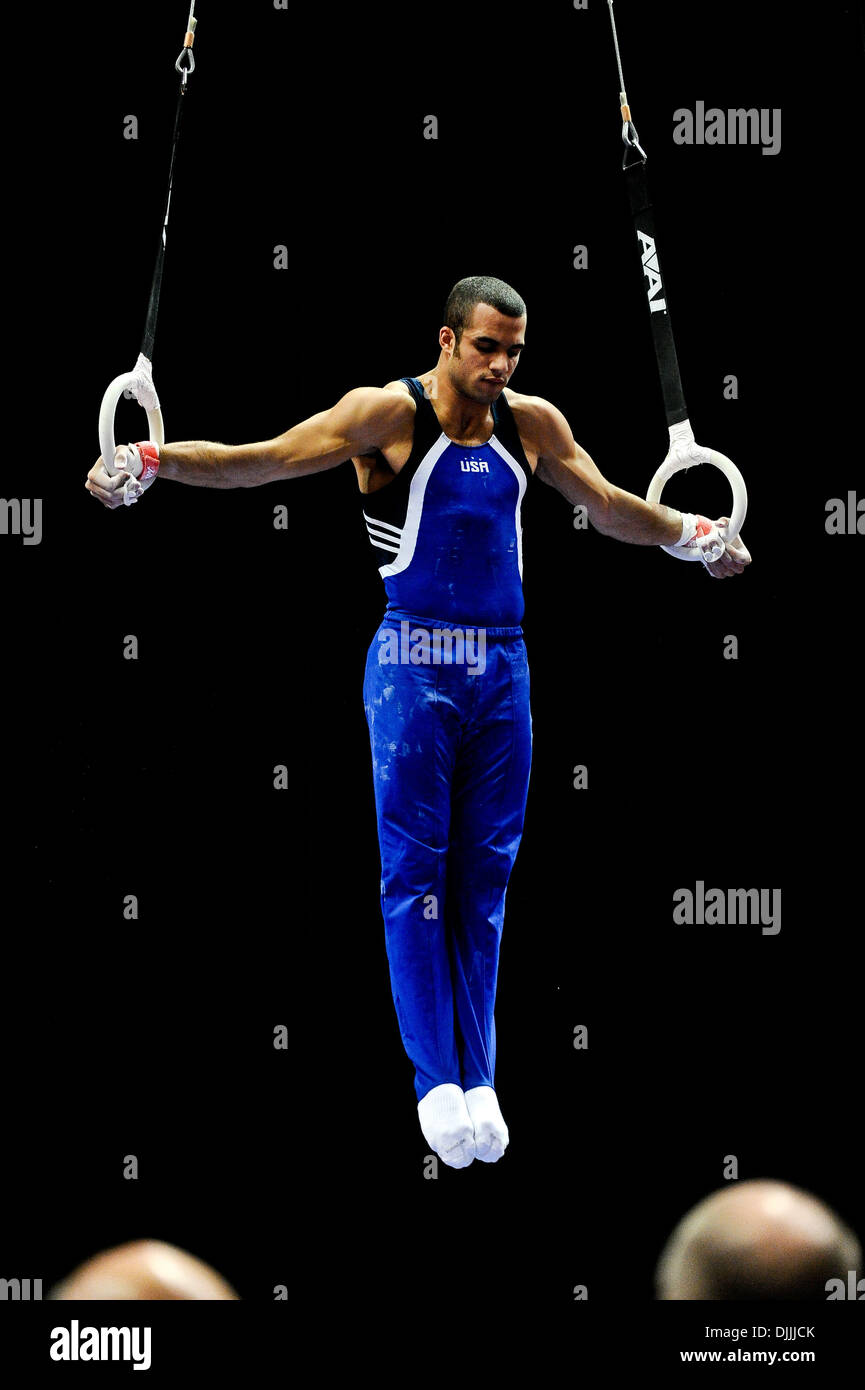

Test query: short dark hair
[443,276,526,347]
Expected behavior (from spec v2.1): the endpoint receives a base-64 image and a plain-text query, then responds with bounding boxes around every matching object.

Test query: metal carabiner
[175,48,195,82]
[621,119,647,168]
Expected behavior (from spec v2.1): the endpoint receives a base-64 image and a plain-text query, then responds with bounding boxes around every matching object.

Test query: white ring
[98,367,165,489]
[647,445,747,560]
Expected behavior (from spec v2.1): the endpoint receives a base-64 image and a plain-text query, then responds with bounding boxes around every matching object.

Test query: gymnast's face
[443,303,526,403]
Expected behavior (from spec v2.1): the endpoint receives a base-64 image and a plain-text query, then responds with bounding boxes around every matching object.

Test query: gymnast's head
[655,1180,862,1300]
[439,276,527,404]
[48,1240,240,1300]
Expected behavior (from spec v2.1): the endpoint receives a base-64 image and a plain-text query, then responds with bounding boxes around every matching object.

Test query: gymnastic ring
[98,359,165,503]
[647,439,747,561]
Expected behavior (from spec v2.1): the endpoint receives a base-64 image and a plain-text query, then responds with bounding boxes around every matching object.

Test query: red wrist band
[133,441,161,484]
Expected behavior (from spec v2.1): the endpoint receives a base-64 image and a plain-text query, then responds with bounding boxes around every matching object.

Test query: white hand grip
[647,431,747,561]
[98,355,164,501]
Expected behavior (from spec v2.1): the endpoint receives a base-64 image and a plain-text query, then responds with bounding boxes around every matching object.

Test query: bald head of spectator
[655,1181,861,1300]
[48,1240,240,1300]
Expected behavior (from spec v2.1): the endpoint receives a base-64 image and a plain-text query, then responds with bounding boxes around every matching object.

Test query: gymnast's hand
[705,516,751,579]
[86,444,158,509]
[674,514,751,577]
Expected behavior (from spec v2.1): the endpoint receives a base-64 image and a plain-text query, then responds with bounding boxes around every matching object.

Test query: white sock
[463,1086,509,1162]
[417,1083,476,1169]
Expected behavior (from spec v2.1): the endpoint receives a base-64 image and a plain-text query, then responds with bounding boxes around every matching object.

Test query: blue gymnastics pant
[363,610,533,1103]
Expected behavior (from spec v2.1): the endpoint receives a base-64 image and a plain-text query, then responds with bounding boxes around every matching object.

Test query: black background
[3,0,863,1367]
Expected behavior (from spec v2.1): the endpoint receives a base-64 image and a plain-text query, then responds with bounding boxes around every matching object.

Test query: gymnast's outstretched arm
[529,396,749,577]
[86,387,414,507]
